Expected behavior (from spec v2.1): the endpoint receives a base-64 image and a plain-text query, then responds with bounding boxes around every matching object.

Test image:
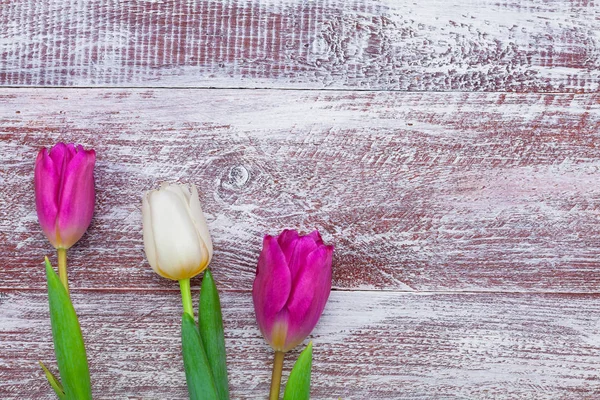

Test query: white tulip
[142,183,213,280]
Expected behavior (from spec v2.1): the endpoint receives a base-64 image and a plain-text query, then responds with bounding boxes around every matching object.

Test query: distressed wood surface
[1,289,600,399]
[1,89,600,292]
[2,0,600,397]
[1,0,599,91]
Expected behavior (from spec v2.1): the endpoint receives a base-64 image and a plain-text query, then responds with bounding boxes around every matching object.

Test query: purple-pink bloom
[253,229,333,352]
[34,143,96,249]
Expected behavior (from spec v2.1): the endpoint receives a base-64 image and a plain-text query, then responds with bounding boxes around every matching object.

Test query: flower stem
[57,248,69,295]
[179,278,194,318]
[269,351,285,400]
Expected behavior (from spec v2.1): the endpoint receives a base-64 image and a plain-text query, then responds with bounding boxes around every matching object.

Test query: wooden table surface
[1,1,599,399]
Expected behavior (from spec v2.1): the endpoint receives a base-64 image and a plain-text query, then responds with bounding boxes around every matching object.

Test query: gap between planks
[1,287,599,296]
[0,86,593,94]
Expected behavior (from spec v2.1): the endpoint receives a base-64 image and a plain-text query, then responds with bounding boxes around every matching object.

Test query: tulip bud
[142,183,213,281]
[253,229,333,352]
[34,143,96,250]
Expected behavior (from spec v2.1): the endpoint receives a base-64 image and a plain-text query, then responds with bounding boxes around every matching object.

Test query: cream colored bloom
[142,183,213,280]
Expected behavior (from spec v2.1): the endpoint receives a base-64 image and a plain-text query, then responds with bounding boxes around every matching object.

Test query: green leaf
[39,361,66,399]
[198,268,230,400]
[283,342,313,400]
[181,312,219,400]
[45,257,92,400]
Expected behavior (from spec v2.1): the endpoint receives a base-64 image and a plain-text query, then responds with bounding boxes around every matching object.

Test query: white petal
[162,183,190,203]
[189,184,213,261]
[178,183,192,201]
[142,192,159,274]
[149,189,203,280]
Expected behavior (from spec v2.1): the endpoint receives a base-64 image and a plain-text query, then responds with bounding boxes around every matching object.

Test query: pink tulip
[34,143,96,250]
[253,229,333,352]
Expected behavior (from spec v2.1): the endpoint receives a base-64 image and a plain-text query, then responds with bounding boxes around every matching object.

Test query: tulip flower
[34,143,95,397]
[252,229,333,400]
[34,142,96,292]
[142,183,213,283]
[142,182,214,316]
[143,183,229,400]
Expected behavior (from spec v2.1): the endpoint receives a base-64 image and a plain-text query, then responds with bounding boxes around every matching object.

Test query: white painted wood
[2,1,598,398]
[1,89,600,292]
[0,0,598,91]
[1,289,599,399]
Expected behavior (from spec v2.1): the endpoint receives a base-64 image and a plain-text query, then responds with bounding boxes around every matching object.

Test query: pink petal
[307,229,324,245]
[284,244,333,349]
[276,229,299,263]
[68,144,79,158]
[55,148,96,248]
[287,235,319,281]
[48,142,69,166]
[34,148,60,247]
[253,235,292,340]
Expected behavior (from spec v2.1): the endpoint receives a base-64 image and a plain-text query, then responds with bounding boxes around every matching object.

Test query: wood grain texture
[3,1,599,398]
[1,289,599,399]
[1,0,599,91]
[2,89,600,292]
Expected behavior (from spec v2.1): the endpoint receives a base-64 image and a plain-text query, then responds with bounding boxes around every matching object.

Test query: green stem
[57,248,69,295]
[179,278,194,319]
[269,351,285,400]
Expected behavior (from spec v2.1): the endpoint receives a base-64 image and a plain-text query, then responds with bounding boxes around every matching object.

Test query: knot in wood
[224,165,250,190]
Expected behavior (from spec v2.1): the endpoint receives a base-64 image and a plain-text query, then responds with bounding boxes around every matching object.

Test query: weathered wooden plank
[0,0,599,91]
[1,290,599,399]
[1,89,600,292]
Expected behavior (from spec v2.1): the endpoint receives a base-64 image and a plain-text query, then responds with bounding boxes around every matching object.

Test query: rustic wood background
[1,1,599,399]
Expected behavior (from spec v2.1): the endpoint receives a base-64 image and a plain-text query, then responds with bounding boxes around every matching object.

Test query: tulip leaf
[45,257,92,400]
[283,342,313,400]
[198,269,230,400]
[181,312,219,400]
[39,361,66,399]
